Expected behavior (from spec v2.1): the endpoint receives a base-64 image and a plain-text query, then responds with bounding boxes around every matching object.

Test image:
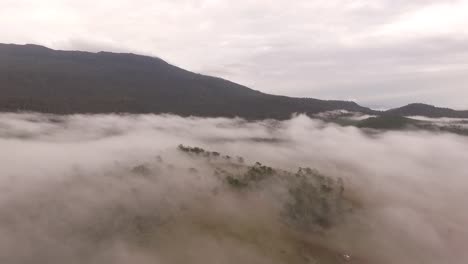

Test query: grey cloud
[0,0,467,108]
[219,36,468,108]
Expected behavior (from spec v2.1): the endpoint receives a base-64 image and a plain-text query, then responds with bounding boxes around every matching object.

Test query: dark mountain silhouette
[0,43,373,119]
[0,43,467,119]
[384,103,468,118]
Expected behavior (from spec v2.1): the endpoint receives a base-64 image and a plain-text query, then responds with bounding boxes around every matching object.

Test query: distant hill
[385,103,468,118]
[0,43,374,119]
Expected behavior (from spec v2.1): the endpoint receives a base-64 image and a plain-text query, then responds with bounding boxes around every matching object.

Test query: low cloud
[0,112,467,263]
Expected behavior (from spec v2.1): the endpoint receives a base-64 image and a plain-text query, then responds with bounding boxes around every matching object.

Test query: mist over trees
[0,113,467,263]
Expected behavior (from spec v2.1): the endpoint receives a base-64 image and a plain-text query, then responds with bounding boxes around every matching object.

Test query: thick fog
[0,112,467,264]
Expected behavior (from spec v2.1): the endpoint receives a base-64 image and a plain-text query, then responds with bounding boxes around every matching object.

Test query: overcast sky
[1,0,468,109]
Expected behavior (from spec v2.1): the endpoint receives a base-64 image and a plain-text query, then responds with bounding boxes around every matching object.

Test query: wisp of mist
[0,113,467,264]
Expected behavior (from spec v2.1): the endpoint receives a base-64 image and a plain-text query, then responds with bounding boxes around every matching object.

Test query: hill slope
[0,43,373,119]
[357,115,422,130]
[385,103,468,118]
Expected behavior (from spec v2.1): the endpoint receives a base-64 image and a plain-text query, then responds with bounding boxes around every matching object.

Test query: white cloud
[1,113,467,263]
[377,0,468,38]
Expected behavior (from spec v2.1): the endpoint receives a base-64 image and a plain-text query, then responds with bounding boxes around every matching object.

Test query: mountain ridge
[0,43,466,119]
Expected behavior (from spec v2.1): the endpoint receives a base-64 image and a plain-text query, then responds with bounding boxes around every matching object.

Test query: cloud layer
[1,0,468,108]
[0,112,467,263]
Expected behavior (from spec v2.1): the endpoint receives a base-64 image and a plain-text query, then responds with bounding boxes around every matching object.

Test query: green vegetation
[357,115,422,130]
[287,167,345,230]
[178,144,350,232]
[356,115,468,136]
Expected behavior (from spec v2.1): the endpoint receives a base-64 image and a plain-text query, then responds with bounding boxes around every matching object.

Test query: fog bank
[0,113,467,264]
